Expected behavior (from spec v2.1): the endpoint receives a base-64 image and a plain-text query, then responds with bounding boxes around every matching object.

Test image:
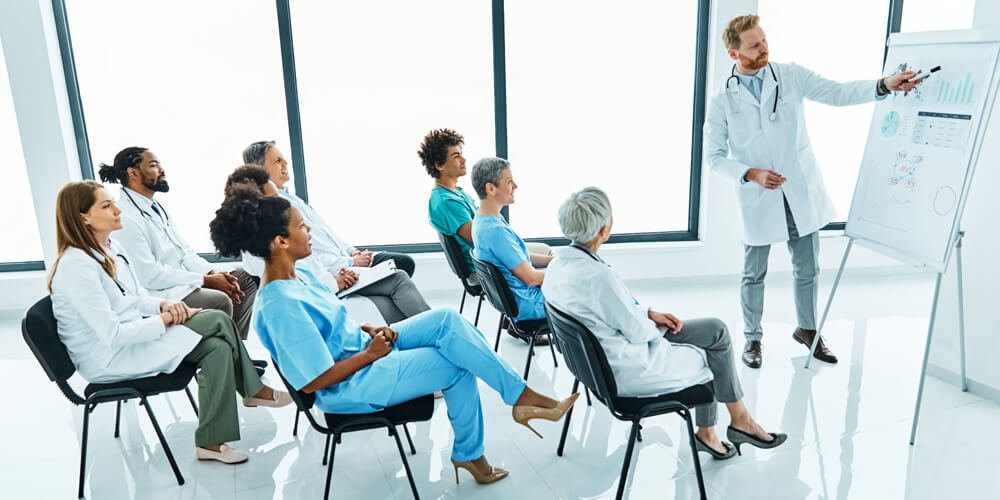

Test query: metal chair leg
[391,426,421,500]
[637,424,643,442]
[681,409,708,500]
[78,404,92,498]
[114,400,122,438]
[292,408,300,436]
[548,337,558,367]
[459,290,467,314]
[184,387,198,416]
[493,315,504,352]
[616,421,641,500]
[523,333,536,380]
[474,296,483,327]
[585,387,592,406]
[322,433,332,465]
[557,379,580,457]
[403,423,416,455]
[140,396,184,486]
[323,433,338,500]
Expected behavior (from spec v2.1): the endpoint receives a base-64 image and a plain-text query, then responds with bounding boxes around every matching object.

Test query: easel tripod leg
[910,272,944,445]
[807,240,853,369]
[956,235,968,392]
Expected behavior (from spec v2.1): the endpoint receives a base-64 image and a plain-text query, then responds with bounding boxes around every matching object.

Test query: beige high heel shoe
[511,393,580,438]
[451,459,509,484]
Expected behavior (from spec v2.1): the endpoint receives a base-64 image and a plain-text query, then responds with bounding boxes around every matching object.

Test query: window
[756,0,891,224]
[504,0,699,239]
[901,0,975,32]
[0,38,45,263]
[289,0,496,247]
[64,0,290,252]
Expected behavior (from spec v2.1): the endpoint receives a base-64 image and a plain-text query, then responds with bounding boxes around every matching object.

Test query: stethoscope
[571,243,602,263]
[726,63,779,121]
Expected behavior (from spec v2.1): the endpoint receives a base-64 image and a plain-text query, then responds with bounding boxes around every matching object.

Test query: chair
[544,302,714,500]
[471,256,558,379]
[437,232,485,327]
[21,297,199,498]
[272,360,434,500]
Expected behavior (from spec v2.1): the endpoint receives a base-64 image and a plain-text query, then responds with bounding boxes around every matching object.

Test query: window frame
[43,0,905,262]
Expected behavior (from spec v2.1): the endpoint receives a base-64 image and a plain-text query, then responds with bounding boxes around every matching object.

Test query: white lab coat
[50,240,201,383]
[542,247,712,397]
[275,183,356,273]
[704,62,878,246]
[115,187,216,300]
[241,251,387,326]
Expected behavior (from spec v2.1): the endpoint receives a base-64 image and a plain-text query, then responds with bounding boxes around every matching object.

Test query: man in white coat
[704,15,920,368]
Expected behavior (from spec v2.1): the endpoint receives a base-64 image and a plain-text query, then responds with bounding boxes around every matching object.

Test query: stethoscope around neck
[726,62,779,121]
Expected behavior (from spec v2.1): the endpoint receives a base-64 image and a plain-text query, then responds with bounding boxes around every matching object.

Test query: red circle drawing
[933,186,957,216]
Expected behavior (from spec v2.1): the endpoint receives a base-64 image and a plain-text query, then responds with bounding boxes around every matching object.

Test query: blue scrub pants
[384,309,527,461]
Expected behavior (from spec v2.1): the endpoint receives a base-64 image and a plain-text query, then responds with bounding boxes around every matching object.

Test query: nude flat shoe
[196,444,248,464]
[243,389,293,408]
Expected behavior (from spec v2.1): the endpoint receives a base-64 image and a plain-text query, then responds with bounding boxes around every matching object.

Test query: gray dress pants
[358,270,431,324]
[741,196,819,341]
[666,318,744,427]
[181,267,258,340]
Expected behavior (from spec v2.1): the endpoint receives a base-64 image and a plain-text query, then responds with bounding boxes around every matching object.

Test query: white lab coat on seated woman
[50,239,200,383]
[541,246,712,396]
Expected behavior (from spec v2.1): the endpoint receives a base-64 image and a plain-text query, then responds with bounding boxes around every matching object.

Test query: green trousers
[182,309,264,447]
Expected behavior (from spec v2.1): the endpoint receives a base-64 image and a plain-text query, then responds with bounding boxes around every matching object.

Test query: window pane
[756,1,890,223]
[66,0,290,252]
[901,0,975,32]
[290,1,495,247]
[0,39,45,262]
[505,0,696,239]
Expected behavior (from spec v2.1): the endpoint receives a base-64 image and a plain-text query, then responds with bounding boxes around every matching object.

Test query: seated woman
[469,157,552,342]
[542,187,786,459]
[209,189,578,485]
[48,181,291,465]
[224,165,421,325]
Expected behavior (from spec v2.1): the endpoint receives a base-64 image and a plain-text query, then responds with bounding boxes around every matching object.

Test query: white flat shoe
[243,389,293,408]
[196,444,248,464]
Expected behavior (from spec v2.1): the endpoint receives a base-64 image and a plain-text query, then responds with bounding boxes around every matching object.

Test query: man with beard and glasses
[99,147,267,375]
[704,15,922,369]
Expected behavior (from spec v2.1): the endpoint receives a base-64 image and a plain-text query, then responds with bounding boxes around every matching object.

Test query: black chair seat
[611,383,714,419]
[512,318,549,334]
[84,363,198,399]
[324,394,435,430]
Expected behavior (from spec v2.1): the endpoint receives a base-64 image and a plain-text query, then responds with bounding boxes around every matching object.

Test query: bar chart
[935,72,975,105]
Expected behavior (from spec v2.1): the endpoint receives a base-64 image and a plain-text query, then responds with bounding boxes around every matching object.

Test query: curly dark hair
[210,184,291,260]
[224,164,270,198]
[417,128,464,178]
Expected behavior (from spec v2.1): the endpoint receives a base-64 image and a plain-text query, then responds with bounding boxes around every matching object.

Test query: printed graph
[935,72,975,105]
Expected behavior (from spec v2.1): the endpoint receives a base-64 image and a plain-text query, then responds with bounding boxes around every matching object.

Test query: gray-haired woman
[541,186,786,459]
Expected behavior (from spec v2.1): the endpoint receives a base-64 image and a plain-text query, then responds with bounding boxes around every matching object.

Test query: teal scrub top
[253,268,400,414]
[428,186,478,271]
[471,214,545,321]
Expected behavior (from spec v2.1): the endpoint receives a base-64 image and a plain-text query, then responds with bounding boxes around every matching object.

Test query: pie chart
[881,111,901,136]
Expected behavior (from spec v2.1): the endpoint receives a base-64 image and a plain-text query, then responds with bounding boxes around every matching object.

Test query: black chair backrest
[544,302,618,403]
[471,257,520,319]
[22,296,76,383]
[437,232,473,281]
[271,358,316,411]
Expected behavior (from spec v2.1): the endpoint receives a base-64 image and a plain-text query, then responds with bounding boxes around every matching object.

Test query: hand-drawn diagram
[933,186,957,215]
[886,150,923,204]
[881,111,901,136]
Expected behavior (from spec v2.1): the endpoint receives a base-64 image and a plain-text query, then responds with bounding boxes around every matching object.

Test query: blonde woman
[48,181,291,464]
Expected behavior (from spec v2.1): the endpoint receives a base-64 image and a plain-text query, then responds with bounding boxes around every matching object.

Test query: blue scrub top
[428,186,478,271]
[471,214,545,321]
[253,268,400,414]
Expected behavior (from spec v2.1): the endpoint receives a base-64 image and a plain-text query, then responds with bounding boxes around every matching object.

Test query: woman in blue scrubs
[210,185,578,485]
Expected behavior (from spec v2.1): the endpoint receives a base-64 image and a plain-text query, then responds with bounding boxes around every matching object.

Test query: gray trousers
[358,270,431,324]
[668,318,744,427]
[741,197,819,341]
[181,310,263,447]
[181,267,258,340]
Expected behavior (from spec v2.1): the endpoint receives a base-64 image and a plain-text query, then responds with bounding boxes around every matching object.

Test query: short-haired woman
[48,181,291,465]
[209,188,578,485]
[542,187,786,459]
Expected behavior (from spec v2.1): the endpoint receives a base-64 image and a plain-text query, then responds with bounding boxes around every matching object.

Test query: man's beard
[144,175,170,193]
[740,53,769,71]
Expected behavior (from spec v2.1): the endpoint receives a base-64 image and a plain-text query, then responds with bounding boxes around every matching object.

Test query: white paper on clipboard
[335,259,397,298]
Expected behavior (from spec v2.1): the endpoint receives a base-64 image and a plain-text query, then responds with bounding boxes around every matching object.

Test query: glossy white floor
[3,271,997,500]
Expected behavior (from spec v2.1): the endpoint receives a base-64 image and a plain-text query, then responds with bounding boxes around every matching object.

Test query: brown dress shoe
[792,328,838,364]
[742,340,762,368]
